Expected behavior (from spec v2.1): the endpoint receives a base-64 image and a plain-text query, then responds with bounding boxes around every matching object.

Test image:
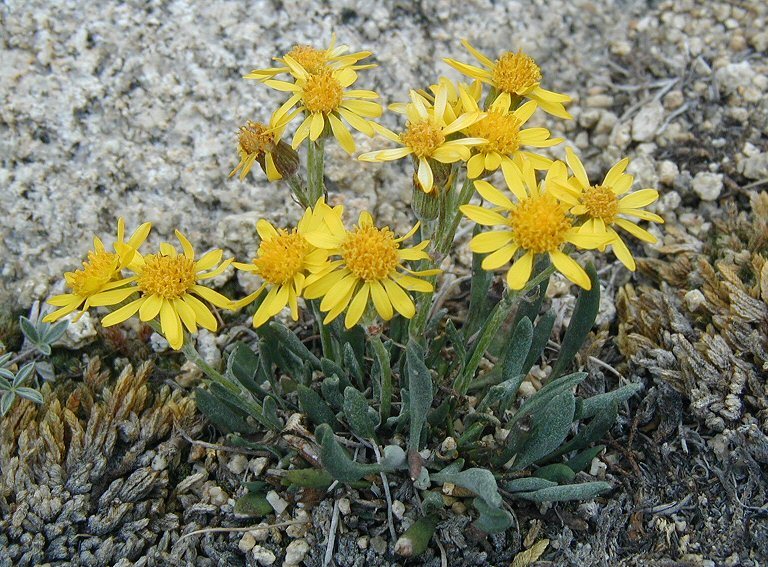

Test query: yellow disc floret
[238,121,274,155]
[492,51,542,95]
[287,45,327,75]
[68,250,120,296]
[138,254,197,300]
[467,110,521,155]
[342,226,400,282]
[400,121,446,158]
[302,70,344,114]
[508,194,572,253]
[253,230,310,286]
[581,185,619,223]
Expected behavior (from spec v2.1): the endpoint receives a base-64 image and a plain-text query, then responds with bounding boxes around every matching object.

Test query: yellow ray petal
[382,279,415,318]
[160,299,184,350]
[506,251,534,290]
[470,230,515,253]
[370,280,394,320]
[481,243,518,270]
[139,293,163,321]
[550,250,591,290]
[565,147,590,189]
[345,284,370,328]
[460,205,507,226]
[101,297,144,327]
[183,294,217,331]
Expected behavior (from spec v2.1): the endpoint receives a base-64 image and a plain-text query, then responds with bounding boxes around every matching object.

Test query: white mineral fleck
[392,500,406,520]
[249,457,269,477]
[692,172,723,201]
[283,539,309,566]
[266,490,289,515]
[252,545,277,566]
[631,101,664,142]
[227,454,248,475]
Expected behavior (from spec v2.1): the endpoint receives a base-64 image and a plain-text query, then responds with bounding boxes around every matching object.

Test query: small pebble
[227,454,248,475]
[370,535,388,555]
[208,486,228,506]
[338,498,351,516]
[283,539,309,566]
[692,172,723,201]
[357,536,369,550]
[252,545,277,566]
[684,290,706,312]
[657,160,679,185]
[239,532,256,553]
[266,491,289,515]
[250,523,271,543]
[286,510,310,538]
[392,500,406,521]
[250,457,269,476]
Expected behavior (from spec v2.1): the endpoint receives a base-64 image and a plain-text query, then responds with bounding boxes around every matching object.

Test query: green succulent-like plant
[195,262,639,544]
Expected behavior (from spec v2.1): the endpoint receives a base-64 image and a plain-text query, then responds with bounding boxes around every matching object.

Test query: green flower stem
[306,138,326,205]
[369,332,392,424]
[436,175,475,255]
[408,278,437,341]
[311,301,337,362]
[454,264,556,395]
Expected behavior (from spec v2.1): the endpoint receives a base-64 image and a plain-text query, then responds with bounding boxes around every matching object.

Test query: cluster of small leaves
[196,261,640,547]
[0,303,68,416]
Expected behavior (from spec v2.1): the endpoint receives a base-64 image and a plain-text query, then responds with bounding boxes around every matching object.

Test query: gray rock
[692,172,724,201]
[631,101,664,142]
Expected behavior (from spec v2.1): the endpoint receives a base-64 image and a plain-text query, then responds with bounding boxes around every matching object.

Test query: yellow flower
[244,33,375,81]
[548,148,664,271]
[264,57,382,154]
[231,200,342,327]
[303,211,439,328]
[460,160,607,290]
[444,39,572,119]
[229,114,298,182]
[458,86,563,177]
[358,85,486,193]
[99,231,232,350]
[43,218,151,323]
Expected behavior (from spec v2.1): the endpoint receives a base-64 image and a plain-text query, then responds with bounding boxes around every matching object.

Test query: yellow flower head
[458,86,563,178]
[358,85,486,193]
[99,231,232,350]
[244,33,375,81]
[229,114,298,181]
[231,199,342,327]
[444,39,572,119]
[43,218,151,323]
[548,148,665,271]
[303,210,440,328]
[264,57,382,154]
[460,160,607,290]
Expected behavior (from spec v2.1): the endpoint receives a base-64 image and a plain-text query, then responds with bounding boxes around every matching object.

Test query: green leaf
[297,384,339,430]
[321,358,348,385]
[579,383,642,419]
[511,255,550,329]
[504,477,558,493]
[13,362,35,388]
[534,463,576,484]
[343,343,363,385]
[1,391,16,416]
[508,391,576,470]
[550,401,618,459]
[515,481,612,503]
[549,263,599,379]
[227,342,263,393]
[421,491,444,515]
[432,465,502,507]
[35,342,52,356]
[444,320,466,369]
[262,396,281,428]
[234,492,273,517]
[464,225,496,340]
[395,515,438,557]
[472,497,514,534]
[316,424,381,483]
[15,387,43,404]
[194,388,258,435]
[566,445,605,474]
[0,353,12,368]
[343,386,377,440]
[19,316,39,344]
[507,372,586,430]
[283,468,334,489]
[41,320,68,345]
[268,321,321,369]
[522,311,555,376]
[406,340,433,452]
[321,376,344,411]
[502,317,533,380]
[0,369,14,384]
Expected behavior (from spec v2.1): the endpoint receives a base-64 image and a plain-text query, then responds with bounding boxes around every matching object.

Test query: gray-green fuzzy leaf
[343,386,376,440]
[579,383,642,419]
[472,497,514,534]
[522,311,556,376]
[297,384,339,430]
[504,477,558,493]
[15,387,44,404]
[432,466,502,507]
[534,463,577,484]
[316,424,381,483]
[549,263,599,379]
[19,316,39,344]
[269,321,322,369]
[515,481,612,503]
[509,391,576,471]
[407,340,433,452]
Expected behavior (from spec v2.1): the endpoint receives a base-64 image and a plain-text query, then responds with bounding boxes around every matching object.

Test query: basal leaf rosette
[231,199,343,327]
[303,210,440,328]
[244,33,375,82]
[44,218,151,323]
[444,39,572,119]
[99,231,232,350]
[358,84,486,193]
[461,160,607,290]
[264,56,382,154]
[548,148,665,271]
